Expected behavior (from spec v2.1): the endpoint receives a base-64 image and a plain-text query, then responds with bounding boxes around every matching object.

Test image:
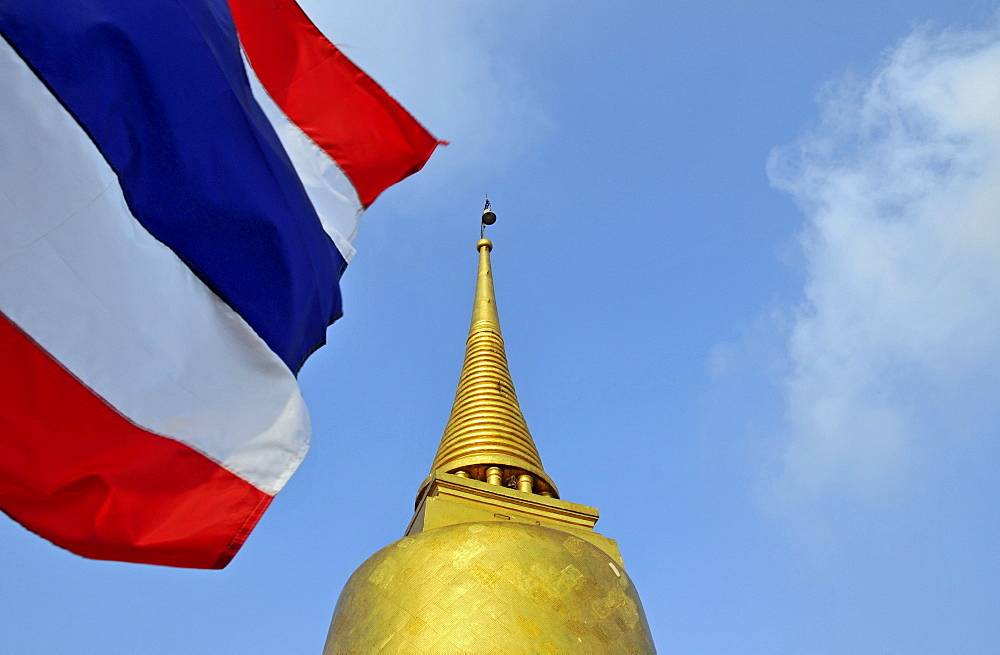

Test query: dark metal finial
[481,196,497,238]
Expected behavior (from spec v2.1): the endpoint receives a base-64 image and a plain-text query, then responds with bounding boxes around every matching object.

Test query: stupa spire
[425,204,558,497]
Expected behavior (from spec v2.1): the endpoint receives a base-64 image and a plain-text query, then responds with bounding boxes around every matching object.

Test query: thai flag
[0,0,441,568]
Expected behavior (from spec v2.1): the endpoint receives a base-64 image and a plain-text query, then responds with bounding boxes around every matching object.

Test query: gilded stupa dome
[323,220,654,653]
[324,521,654,653]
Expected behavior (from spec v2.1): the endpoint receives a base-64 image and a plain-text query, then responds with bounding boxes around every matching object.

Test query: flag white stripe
[242,51,364,263]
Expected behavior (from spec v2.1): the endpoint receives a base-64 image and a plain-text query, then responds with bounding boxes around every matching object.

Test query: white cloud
[765,22,1000,510]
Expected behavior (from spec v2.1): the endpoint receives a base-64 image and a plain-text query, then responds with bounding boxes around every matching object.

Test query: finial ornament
[481,196,496,238]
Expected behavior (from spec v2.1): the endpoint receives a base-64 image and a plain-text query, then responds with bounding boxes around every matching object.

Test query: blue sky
[3,1,1000,652]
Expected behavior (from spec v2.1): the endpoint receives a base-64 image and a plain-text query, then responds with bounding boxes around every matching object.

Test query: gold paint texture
[324,522,655,654]
[429,239,557,496]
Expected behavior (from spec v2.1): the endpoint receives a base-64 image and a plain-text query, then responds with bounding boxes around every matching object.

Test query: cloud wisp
[766,22,1000,511]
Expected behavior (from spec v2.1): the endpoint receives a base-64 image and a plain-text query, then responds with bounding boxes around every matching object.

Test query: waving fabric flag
[0,0,442,568]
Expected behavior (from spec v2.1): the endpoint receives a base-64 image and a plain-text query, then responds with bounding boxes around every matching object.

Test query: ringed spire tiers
[424,235,558,498]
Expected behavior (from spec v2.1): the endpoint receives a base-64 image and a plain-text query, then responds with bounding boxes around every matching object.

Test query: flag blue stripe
[0,0,344,372]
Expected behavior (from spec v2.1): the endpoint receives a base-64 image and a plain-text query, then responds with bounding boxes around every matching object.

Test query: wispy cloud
[765,22,1000,511]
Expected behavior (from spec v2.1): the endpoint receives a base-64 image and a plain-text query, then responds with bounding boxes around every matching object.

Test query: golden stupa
[324,209,655,653]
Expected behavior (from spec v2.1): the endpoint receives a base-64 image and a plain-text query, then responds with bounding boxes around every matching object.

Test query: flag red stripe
[0,314,272,569]
[228,0,443,208]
